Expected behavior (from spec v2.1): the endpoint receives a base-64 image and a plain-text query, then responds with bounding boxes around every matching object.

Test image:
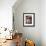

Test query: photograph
[26,16,32,24]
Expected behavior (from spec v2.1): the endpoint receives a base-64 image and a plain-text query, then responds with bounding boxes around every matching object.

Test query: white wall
[0,0,16,30]
[13,0,41,46]
[41,0,46,46]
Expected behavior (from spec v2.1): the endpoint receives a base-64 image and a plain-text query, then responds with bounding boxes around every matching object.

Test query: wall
[0,0,16,30]
[13,0,41,46]
[41,0,46,46]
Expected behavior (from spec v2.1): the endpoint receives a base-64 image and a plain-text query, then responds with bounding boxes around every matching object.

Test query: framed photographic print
[23,13,35,27]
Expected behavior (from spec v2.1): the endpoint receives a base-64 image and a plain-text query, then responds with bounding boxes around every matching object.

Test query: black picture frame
[23,13,35,27]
